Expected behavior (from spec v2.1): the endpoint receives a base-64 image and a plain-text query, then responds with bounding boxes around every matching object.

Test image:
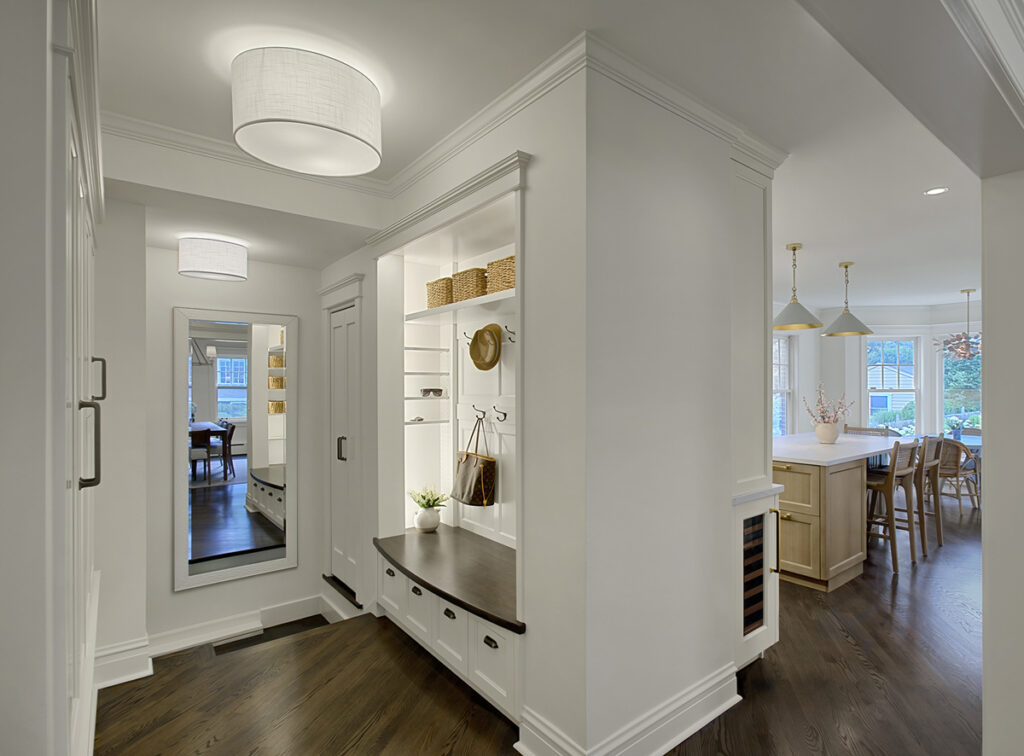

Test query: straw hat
[469,323,503,371]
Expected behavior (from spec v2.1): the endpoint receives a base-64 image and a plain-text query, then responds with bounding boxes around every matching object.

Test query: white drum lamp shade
[231,47,382,177]
[178,238,248,281]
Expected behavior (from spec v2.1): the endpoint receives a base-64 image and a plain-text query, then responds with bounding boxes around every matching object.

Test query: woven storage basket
[268,354,285,368]
[425,277,453,309]
[268,376,286,390]
[452,268,487,302]
[268,400,286,414]
[486,255,516,294]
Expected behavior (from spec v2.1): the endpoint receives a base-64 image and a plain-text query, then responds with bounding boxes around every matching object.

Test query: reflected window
[217,357,248,418]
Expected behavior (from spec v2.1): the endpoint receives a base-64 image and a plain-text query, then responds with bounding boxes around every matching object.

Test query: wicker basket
[268,354,285,368]
[268,376,286,390]
[452,268,487,302]
[268,400,286,414]
[425,277,453,309]
[486,255,516,294]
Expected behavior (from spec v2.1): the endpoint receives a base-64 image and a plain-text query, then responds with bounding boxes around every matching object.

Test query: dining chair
[914,435,944,549]
[866,438,920,573]
[938,438,981,514]
[189,429,213,481]
[214,423,237,479]
[961,428,982,437]
[844,425,890,469]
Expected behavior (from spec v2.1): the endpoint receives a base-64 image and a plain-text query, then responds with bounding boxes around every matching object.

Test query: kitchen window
[772,336,793,436]
[866,339,917,434]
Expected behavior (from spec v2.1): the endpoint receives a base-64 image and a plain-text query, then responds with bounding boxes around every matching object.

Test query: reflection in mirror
[173,308,298,590]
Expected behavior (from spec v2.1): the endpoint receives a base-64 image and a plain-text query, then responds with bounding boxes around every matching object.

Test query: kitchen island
[772,432,896,592]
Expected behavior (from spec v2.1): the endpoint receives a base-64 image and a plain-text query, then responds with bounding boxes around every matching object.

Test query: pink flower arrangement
[803,383,854,425]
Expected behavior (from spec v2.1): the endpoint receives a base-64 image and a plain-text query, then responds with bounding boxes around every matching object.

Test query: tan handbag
[451,417,497,506]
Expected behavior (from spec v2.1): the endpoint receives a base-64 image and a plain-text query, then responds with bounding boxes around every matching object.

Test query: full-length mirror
[173,308,298,589]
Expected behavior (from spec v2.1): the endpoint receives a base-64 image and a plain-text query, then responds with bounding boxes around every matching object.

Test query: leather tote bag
[451,417,497,506]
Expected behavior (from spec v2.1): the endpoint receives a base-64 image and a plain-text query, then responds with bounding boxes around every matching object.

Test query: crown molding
[941,0,1024,131]
[100,32,785,205]
[100,111,394,198]
[317,272,365,299]
[366,151,531,247]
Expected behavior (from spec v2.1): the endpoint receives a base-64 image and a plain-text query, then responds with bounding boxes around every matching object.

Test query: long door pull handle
[769,508,781,574]
[91,357,107,400]
[337,435,347,461]
[483,635,499,650]
[78,400,101,489]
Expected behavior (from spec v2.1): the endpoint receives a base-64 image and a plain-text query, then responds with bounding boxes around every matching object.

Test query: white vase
[414,507,441,533]
[815,422,840,444]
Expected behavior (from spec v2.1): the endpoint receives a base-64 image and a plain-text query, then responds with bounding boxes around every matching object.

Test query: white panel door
[330,305,361,591]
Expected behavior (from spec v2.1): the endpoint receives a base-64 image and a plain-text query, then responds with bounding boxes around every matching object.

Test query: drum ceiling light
[773,243,823,330]
[177,237,248,281]
[231,47,382,177]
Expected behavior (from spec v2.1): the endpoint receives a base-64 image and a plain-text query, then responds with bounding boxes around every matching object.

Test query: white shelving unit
[405,288,517,323]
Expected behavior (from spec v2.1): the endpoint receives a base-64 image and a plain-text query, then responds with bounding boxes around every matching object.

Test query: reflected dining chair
[938,438,981,514]
[211,422,237,479]
[189,429,213,481]
[866,438,920,573]
[914,435,944,549]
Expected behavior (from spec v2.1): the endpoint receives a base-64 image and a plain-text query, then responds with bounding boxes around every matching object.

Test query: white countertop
[772,432,896,466]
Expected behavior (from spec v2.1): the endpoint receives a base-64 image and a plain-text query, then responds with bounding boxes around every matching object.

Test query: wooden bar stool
[865,439,919,573]
[938,438,980,514]
[914,435,944,549]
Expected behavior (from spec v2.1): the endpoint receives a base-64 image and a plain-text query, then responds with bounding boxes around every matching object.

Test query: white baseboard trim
[590,663,739,756]
[516,664,739,756]
[319,590,364,623]
[94,593,338,690]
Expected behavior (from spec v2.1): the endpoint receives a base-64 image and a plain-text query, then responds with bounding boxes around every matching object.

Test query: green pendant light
[774,243,823,330]
[823,262,872,336]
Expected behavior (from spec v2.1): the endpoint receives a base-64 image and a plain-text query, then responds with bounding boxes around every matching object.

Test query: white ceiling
[106,179,375,269]
[97,0,1016,303]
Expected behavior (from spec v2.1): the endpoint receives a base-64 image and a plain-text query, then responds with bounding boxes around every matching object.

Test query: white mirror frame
[173,307,299,590]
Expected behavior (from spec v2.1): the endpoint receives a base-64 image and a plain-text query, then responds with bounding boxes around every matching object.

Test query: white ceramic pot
[815,422,841,444]
[414,507,441,533]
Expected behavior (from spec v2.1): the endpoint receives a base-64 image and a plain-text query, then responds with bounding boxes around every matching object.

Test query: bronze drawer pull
[483,635,499,650]
[411,586,422,596]
[769,508,781,574]
[444,608,456,620]
[780,512,793,520]
[385,568,395,577]
[773,464,792,471]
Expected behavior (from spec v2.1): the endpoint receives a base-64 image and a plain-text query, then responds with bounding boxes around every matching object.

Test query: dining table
[189,421,228,481]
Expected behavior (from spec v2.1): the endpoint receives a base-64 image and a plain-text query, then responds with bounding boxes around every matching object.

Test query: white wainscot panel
[498,339,517,398]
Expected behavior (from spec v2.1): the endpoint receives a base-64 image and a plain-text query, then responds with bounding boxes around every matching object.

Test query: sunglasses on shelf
[420,388,444,397]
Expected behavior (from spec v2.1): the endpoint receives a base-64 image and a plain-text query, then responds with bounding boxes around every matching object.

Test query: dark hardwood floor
[99,492,980,755]
[189,482,284,562]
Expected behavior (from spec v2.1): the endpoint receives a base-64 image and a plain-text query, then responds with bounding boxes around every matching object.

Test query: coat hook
[504,325,516,343]
[463,331,472,341]
[472,404,487,419]
[493,406,508,422]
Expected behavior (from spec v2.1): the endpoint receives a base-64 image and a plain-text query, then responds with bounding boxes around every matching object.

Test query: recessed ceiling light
[924,186,950,196]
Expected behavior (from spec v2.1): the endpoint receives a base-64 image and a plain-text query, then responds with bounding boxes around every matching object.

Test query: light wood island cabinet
[772,433,895,592]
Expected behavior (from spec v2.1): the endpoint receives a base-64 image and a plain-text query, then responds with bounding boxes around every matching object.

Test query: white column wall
[93,199,150,653]
[583,69,738,749]
[145,249,323,635]
[980,169,1024,756]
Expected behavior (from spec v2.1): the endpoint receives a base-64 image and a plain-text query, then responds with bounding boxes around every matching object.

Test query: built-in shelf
[268,344,286,353]
[405,419,450,426]
[405,288,516,324]
[404,346,450,352]
[404,395,448,401]
[268,389,287,398]
[405,371,450,376]
[268,367,286,375]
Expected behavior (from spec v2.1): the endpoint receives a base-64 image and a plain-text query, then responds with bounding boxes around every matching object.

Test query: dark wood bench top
[373,524,525,634]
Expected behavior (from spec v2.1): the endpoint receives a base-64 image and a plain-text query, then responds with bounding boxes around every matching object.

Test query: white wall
[145,248,323,635]
[94,199,150,653]
[980,169,1024,756]
[584,69,739,749]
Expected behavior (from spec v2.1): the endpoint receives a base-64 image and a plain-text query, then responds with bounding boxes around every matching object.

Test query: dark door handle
[385,568,395,577]
[337,435,347,461]
[769,508,781,574]
[91,356,107,400]
[411,585,422,596]
[78,400,101,489]
[443,608,456,620]
[483,635,499,650]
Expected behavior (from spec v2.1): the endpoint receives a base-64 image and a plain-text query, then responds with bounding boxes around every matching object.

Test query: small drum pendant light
[177,237,248,281]
[823,262,872,336]
[774,243,823,330]
[232,47,382,177]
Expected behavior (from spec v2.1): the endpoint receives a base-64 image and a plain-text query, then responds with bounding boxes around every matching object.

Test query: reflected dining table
[189,421,228,481]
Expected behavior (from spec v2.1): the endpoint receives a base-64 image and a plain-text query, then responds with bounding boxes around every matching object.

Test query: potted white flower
[802,383,854,444]
[409,487,448,533]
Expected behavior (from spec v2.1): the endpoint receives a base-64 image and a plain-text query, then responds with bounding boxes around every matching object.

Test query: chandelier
[937,288,981,360]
